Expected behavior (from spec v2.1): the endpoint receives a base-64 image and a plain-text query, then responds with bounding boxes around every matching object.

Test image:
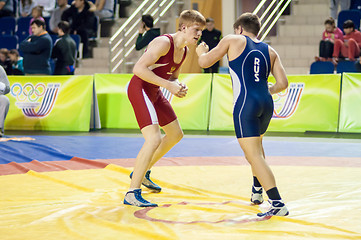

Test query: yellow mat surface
[1,165,361,240]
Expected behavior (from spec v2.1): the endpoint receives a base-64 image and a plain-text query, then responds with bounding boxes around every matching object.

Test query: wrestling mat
[1,134,360,240]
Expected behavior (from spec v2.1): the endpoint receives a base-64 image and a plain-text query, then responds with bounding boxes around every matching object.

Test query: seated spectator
[19,0,37,17]
[94,0,114,20]
[51,21,77,75]
[8,49,24,75]
[35,0,56,17]
[0,48,12,75]
[61,0,96,58]
[316,17,344,62]
[29,6,45,35]
[49,0,70,34]
[333,20,361,62]
[0,0,14,18]
[19,19,53,75]
[135,14,160,51]
[0,65,10,137]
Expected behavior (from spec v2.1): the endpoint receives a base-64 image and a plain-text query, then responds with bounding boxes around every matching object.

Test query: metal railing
[109,0,178,73]
[253,0,292,41]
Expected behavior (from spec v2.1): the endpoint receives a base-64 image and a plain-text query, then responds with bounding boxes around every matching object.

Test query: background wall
[5,73,361,133]
[181,0,225,73]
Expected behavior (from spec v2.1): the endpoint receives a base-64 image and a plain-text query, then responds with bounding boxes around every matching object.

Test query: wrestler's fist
[196,42,209,56]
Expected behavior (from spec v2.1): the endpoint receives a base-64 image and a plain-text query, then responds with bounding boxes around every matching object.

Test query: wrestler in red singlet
[124,10,205,208]
[127,34,187,129]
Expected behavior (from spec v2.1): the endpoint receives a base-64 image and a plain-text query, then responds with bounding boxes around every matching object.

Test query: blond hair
[178,10,206,31]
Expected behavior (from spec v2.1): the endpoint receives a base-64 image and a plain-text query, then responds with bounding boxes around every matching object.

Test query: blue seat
[16,17,32,43]
[17,17,32,32]
[0,35,18,50]
[49,58,55,75]
[70,34,81,50]
[337,10,361,33]
[16,31,29,44]
[0,17,16,36]
[336,61,358,73]
[310,61,335,74]
[44,16,51,33]
[350,0,361,12]
[50,34,58,44]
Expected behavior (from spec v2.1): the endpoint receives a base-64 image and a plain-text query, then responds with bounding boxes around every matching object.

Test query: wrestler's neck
[242,31,260,43]
[172,32,189,50]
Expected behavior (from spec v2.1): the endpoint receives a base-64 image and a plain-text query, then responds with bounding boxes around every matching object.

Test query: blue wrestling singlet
[229,36,273,138]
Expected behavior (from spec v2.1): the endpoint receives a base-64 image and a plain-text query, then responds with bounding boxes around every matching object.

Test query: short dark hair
[324,17,335,26]
[206,17,214,23]
[233,13,261,36]
[142,14,154,28]
[343,20,355,30]
[31,19,46,29]
[58,21,71,34]
[9,49,19,57]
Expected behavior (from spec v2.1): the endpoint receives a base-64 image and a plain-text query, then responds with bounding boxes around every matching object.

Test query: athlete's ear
[234,26,242,35]
[180,24,187,32]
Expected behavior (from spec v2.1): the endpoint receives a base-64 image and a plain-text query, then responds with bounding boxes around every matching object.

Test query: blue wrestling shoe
[257,199,289,217]
[251,186,264,205]
[130,170,162,192]
[123,189,158,207]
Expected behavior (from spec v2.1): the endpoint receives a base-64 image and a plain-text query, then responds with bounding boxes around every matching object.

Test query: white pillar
[221,0,236,67]
[222,0,236,36]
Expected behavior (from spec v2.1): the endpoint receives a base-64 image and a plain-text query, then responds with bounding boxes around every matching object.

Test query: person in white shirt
[49,0,70,34]
[19,0,37,17]
[0,65,10,137]
[94,0,114,20]
[35,0,56,17]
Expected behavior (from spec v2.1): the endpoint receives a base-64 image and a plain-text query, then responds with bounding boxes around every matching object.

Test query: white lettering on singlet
[254,57,260,82]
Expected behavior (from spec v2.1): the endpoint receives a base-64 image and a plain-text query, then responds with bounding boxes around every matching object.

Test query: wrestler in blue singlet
[229,36,273,138]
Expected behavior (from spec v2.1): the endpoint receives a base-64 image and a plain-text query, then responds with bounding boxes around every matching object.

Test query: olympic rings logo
[11,83,46,102]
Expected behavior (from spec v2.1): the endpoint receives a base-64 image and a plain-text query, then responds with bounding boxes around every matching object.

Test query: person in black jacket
[19,19,53,75]
[52,21,77,75]
[61,0,96,58]
[198,17,222,73]
[135,14,160,51]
